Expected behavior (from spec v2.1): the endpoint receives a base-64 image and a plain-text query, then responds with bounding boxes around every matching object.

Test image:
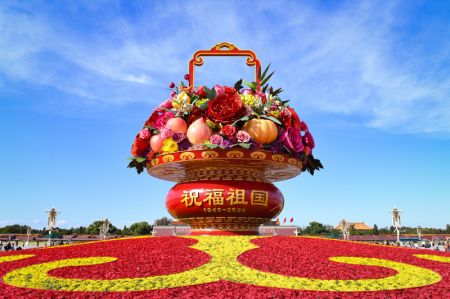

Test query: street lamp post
[417,226,422,240]
[389,207,403,243]
[100,218,111,240]
[25,226,31,247]
[339,219,350,240]
[46,207,60,246]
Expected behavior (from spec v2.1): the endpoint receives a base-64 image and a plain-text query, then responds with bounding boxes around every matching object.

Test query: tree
[154,217,172,226]
[303,221,328,235]
[373,224,379,235]
[129,222,152,235]
[0,225,28,234]
[87,220,117,235]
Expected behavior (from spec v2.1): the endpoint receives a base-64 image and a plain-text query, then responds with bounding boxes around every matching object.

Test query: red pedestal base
[166,180,284,232]
[147,149,302,234]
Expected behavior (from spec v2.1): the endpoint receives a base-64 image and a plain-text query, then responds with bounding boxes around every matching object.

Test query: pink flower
[139,128,151,140]
[169,82,175,88]
[279,127,304,153]
[210,134,224,145]
[214,85,225,97]
[160,98,173,109]
[303,131,315,149]
[161,128,174,139]
[300,121,309,132]
[241,88,254,95]
[170,91,176,98]
[256,91,267,103]
[145,110,175,129]
[237,130,251,143]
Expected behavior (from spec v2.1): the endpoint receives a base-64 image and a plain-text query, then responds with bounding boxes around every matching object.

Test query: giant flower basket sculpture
[129,42,323,233]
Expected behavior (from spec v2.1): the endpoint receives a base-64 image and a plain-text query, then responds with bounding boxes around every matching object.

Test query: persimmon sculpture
[129,42,323,233]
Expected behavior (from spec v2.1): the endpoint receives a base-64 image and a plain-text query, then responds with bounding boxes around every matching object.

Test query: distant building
[335,222,373,230]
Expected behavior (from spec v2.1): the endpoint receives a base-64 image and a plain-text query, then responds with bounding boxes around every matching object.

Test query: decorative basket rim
[147,148,303,183]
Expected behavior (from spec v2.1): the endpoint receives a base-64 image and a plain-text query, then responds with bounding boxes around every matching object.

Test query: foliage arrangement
[129,66,323,175]
[0,236,449,297]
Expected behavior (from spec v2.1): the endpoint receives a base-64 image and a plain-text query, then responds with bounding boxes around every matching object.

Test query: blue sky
[1,0,449,229]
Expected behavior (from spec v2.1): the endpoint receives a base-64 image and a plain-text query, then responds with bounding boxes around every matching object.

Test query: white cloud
[0,1,449,134]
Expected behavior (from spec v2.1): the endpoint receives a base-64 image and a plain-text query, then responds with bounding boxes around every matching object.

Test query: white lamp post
[339,219,350,240]
[25,226,31,247]
[100,218,111,240]
[389,207,403,243]
[46,207,60,246]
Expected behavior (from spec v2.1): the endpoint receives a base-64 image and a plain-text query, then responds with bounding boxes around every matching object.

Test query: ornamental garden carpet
[0,236,449,298]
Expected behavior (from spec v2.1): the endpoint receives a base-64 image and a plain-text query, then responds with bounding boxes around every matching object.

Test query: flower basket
[129,42,323,233]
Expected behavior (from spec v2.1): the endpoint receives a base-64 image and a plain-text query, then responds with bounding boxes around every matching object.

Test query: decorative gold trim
[214,42,236,51]
[162,154,175,163]
[250,151,267,160]
[201,151,220,159]
[151,158,159,166]
[288,158,298,166]
[180,152,196,160]
[184,167,266,182]
[272,154,285,162]
[226,150,245,158]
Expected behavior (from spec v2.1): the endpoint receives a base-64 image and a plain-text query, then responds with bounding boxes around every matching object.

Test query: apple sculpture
[129,43,323,234]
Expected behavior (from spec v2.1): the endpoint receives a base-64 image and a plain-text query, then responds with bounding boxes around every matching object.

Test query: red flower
[184,74,190,81]
[147,150,156,160]
[206,86,246,124]
[195,86,207,98]
[281,107,301,130]
[169,82,175,88]
[221,125,237,139]
[187,106,205,126]
[131,134,149,156]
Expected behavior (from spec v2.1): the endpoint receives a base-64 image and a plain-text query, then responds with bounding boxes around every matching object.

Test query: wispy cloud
[1,1,449,134]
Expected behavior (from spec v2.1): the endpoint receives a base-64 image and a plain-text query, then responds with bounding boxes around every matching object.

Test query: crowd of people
[0,240,68,251]
[0,241,23,251]
[370,239,450,252]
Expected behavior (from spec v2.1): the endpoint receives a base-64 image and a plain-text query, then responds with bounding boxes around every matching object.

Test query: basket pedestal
[147,149,302,234]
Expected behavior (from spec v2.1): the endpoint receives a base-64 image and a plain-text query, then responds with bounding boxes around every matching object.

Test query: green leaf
[204,86,217,100]
[135,157,147,163]
[204,143,219,149]
[260,71,275,87]
[259,63,271,80]
[260,115,282,125]
[238,142,251,149]
[272,88,284,96]
[231,116,250,126]
[243,81,257,91]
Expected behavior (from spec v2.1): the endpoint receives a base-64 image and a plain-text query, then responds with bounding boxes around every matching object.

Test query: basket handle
[188,42,261,91]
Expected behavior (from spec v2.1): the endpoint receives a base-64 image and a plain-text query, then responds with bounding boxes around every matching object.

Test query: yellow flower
[240,94,255,106]
[172,91,190,110]
[195,98,209,109]
[161,138,178,153]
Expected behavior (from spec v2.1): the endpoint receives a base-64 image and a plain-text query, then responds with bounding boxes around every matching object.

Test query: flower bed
[0,236,449,298]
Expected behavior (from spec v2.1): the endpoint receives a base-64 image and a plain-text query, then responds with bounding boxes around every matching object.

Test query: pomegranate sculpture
[129,42,323,233]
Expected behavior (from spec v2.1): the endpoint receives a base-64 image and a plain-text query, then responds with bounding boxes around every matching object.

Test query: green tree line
[0,217,174,236]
